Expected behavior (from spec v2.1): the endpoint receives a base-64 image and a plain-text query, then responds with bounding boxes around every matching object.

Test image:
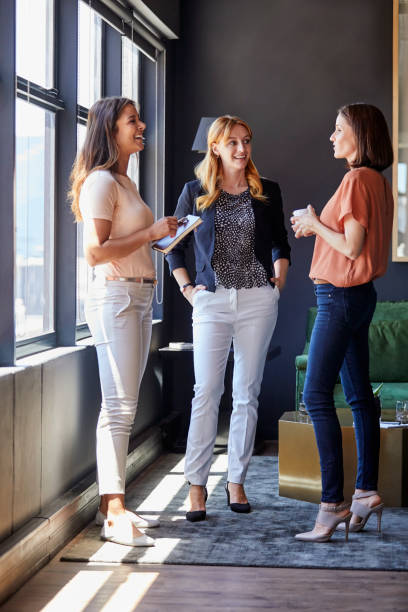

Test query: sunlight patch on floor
[100,572,159,612]
[42,570,113,611]
[134,455,228,513]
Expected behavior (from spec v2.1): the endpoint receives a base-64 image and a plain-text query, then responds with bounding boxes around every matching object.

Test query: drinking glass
[298,392,307,415]
[395,400,408,423]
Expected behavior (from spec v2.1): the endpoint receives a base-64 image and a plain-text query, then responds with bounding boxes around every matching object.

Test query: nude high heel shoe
[337,490,384,533]
[295,502,352,543]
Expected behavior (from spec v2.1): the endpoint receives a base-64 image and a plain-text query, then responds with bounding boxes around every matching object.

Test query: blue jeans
[303,281,379,503]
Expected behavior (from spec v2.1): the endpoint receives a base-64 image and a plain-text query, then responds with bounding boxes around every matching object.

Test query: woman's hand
[182,284,207,306]
[172,268,206,306]
[84,215,179,266]
[290,205,318,238]
[270,258,289,291]
[291,206,366,259]
[148,216,178,241]
[270,276,283,291]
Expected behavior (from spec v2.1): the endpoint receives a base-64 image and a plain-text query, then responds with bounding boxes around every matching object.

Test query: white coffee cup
[292,208,309,217]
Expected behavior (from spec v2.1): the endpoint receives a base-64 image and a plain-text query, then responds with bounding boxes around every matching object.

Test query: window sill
[10,319,164,368]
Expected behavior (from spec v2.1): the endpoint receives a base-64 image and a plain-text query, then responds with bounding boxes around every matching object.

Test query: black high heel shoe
[225,482,251,513]
[186,484,208,522]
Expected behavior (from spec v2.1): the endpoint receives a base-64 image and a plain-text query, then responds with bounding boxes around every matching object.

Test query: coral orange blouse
[309,167,393,287]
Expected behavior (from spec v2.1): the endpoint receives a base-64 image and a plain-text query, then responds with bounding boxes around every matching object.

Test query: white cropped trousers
[185,284,279,485]
[85,280,154,495]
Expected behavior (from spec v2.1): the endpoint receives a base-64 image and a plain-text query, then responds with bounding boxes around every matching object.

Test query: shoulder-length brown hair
[194,115,266,211]
[69,96,135,222]
[338,103,393,172]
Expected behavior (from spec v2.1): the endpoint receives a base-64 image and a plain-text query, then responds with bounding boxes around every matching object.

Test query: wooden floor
[2,553,408,611]
[2,443,408,611]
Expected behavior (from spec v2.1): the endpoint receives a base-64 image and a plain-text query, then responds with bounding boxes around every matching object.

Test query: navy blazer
[166,178,291,292]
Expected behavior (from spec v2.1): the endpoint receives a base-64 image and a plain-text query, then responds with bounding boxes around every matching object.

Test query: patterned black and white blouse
[211,188,269,289]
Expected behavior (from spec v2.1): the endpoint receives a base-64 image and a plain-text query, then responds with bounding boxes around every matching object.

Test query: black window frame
[0,0,168,365]
[14,0,60,358]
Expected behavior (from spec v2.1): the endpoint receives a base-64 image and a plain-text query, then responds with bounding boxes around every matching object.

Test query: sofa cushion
[369,319,408,382]
[333,382,408,409]
[295,355,308,371]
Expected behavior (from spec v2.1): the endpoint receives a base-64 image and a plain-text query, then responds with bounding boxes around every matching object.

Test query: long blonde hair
[69,96,135,222]
[195,115,266,211]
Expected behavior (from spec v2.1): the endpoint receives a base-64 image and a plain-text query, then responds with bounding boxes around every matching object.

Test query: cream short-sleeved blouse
[79,169,156,280]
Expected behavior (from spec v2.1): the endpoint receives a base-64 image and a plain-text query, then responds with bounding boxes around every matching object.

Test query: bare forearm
[291,207,365,260]
[313,220,363,260]
[172,267,191,288]
[274,258,289,283]
[86,215,178,267]
[86,227,153,266]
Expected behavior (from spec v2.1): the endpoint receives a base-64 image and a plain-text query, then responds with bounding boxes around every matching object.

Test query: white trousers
[185,284,279,485]
[85,280,154,495]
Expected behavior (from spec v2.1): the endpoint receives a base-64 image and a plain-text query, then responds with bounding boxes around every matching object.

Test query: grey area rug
[62,454,408,570]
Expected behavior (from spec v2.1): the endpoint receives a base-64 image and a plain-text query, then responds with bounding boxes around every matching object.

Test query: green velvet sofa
[295,300,408,410]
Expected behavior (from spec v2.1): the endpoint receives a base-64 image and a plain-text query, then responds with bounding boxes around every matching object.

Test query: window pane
[15,100,55,340]
[122,37,140,185]
[16,0,53,88]
[397,4,408,257]
[78,1,102,109]
[122,37,140,102]
[76,124,94,324]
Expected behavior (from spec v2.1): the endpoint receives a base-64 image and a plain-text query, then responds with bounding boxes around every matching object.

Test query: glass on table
[298,392,308,415]
[395,400,408,424]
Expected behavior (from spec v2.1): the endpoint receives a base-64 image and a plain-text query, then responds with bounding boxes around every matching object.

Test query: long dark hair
[69,96,135,221]
[338,103,393,172]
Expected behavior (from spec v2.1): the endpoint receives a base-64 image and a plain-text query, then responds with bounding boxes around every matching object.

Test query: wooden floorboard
[2,553,408,611]
[2,444,408,611]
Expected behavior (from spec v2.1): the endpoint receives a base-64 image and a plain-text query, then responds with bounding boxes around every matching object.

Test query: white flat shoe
[95,509,160,528]
[100,519,155,547]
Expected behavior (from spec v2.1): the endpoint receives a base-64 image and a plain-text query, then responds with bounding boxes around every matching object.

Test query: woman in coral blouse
[291,103,393,543]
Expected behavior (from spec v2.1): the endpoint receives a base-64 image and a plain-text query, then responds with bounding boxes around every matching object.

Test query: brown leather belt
[105,276,157,285]
[313,278,330,284]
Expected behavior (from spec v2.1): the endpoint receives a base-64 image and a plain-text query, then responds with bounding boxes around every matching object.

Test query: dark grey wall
[165,0,407,438]
[132,0,181,37]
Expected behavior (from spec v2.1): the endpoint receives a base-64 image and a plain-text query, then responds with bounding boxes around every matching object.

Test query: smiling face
[212,124,252,173]
[330,113,357,164]
[114,103,146,157]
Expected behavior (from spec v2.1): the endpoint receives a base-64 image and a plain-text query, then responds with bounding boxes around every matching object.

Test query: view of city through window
[76,2,102,324]
[14,0,145,338]
[15,0,54,340]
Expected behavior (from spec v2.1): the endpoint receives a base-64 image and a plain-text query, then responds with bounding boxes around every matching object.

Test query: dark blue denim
[303,281,379,502]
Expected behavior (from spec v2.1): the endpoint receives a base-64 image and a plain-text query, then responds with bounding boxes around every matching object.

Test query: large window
[122,37,141,186]
[15,101,55,340]
[76,1,102,325]
[0,0,167,363]
[394,0,408,261]
[16,0,53,88]
[78,1,102,110]
[15,0,55,342]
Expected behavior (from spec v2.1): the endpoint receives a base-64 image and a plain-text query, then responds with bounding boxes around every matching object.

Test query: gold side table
[278,409,408,507]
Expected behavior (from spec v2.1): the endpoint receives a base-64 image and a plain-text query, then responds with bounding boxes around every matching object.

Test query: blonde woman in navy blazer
[166,115,291,522]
